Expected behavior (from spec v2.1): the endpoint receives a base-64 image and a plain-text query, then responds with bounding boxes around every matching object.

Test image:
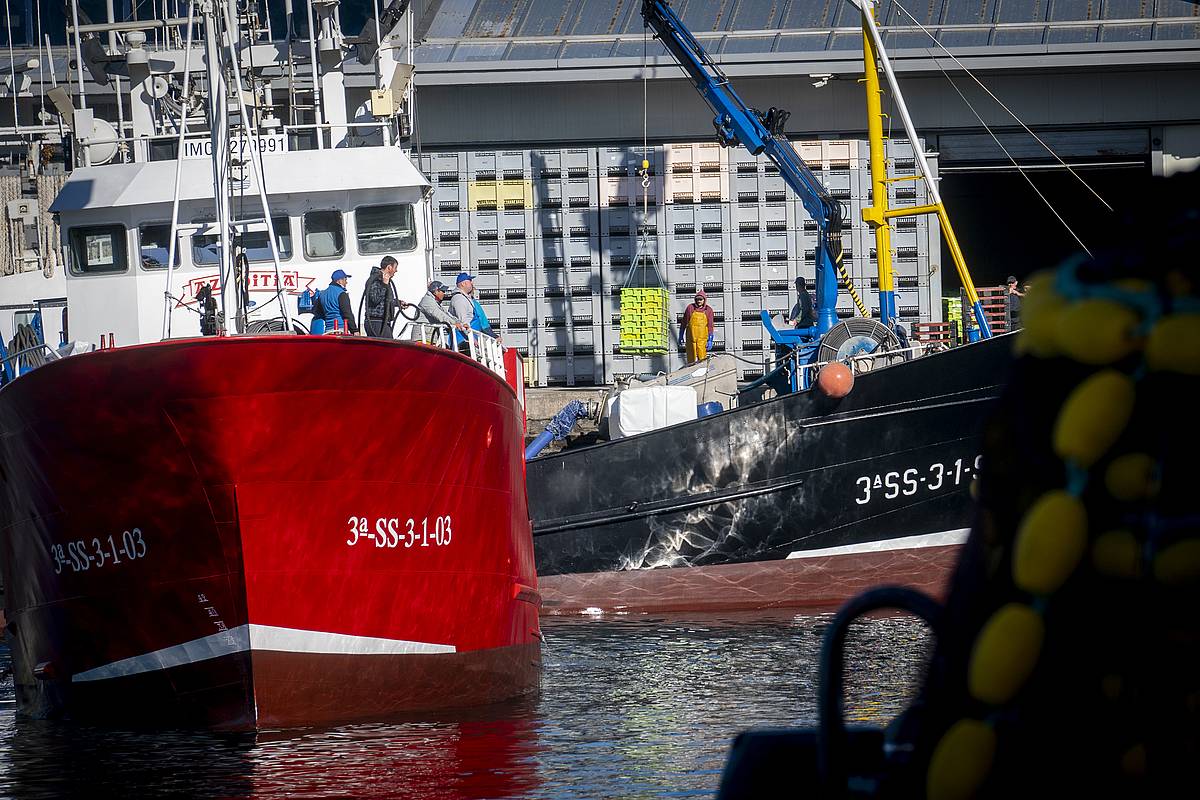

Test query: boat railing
[411,324,507,381]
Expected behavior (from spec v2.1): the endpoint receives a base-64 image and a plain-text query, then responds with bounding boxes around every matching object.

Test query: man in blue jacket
[314,269,359,335]
[449,272,496,346]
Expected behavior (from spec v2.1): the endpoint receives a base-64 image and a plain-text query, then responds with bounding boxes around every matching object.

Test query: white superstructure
[1,0,430,362]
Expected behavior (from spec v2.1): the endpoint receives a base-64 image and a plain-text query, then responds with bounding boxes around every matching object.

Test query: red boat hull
[0,336,540,730]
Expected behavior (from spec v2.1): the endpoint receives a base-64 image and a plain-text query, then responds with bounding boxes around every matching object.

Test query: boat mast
[162,4,198,340]
[200,0,236,333]
[218,0,293,332]
[857,0,993,340]
[860,1,895,328]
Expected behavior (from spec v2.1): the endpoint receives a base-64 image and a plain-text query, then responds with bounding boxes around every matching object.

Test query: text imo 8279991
[345,516,453,549]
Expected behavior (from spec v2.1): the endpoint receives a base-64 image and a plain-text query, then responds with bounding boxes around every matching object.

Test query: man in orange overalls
[680,290,716,364]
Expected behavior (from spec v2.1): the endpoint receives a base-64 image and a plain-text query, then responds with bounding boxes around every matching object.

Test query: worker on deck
[315,269,359,335]
[362,256,401,339]
[680,290,715,364]
[450,272,497,347]
[403,280,468,340]
[1007,275,1026,329]
[789,276,816,330]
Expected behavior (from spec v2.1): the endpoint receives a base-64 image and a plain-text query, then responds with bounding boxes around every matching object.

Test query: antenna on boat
[162,3,199,340]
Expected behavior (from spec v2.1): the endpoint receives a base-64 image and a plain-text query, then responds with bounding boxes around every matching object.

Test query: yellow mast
[859,2,895,326]
[858,0,993,340]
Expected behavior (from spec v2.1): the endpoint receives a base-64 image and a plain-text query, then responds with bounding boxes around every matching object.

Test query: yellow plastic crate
[500,179,533,209]
[468,179,533,210]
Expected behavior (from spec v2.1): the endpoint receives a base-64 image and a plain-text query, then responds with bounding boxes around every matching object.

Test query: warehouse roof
[411,0,1200,62]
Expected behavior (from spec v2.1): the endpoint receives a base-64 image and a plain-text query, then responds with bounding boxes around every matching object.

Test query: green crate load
[944,297,963,343]
[619,286,671,354]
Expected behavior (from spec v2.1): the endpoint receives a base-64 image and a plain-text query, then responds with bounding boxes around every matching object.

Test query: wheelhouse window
[355,204,416,255]
[191,216,292,265]
[244,217,293,262]
[303,210,345,259]
[138,224,179,270]
[69,225,128,274]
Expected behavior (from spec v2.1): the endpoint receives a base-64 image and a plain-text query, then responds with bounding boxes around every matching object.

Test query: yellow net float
[1121,743,1148,777]
[926,718,997,800]
[1091,530,1142,579]
[1164,269,1195,298]
[1052,369,1136,468]
[1113,278,1155,294]
[1145,313,1200,376]
[1017,272,1067,358]
[1013,490,1088,594]
[1152,539,1200,585]
[1104,453,1160,502]
[1053,299,1141,365]
[968,602,1045,706]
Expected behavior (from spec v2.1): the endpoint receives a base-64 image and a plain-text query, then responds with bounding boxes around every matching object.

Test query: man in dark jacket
[1006,275,1026,329]
[789,276,815,329]
[362,256,401,339]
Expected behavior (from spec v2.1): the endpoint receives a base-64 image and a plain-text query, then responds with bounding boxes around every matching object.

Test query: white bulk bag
[613,385,698,438]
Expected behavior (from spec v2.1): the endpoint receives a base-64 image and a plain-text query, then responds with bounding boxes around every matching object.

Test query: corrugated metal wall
[419,137,942,386]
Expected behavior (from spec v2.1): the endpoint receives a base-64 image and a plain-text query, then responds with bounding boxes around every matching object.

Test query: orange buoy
[816,363,854,398]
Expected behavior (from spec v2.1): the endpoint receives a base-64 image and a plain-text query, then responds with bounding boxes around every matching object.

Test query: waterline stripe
[248,624,456,657]
[785,528,970,560]
[72,625,456,683]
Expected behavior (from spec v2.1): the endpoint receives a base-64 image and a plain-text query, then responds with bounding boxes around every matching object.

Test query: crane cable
[640,20,650,234]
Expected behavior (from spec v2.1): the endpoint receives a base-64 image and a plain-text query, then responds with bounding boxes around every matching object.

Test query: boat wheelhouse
[51,146,431,345]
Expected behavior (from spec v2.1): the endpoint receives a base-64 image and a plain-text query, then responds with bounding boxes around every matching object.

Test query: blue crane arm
[641,0,844,335]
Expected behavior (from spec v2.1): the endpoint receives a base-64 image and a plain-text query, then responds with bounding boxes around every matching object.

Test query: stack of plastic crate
[421,151,470,281]
[664,142,731,358]
[463,151,531,346]
[618,286,671,354]
[530,146,602,385]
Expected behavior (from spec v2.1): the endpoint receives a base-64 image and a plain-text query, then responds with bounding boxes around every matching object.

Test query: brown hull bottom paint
[539,545,963,615]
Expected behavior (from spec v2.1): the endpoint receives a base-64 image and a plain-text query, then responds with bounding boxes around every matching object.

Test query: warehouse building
[4,1,1198,383]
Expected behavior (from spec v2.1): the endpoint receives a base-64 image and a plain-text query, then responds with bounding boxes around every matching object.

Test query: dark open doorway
[937,164,1150,295]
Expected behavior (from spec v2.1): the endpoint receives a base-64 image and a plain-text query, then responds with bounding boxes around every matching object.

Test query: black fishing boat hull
[527,334,1014,613]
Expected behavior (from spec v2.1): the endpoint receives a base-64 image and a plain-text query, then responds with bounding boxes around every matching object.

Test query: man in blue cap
[449,272,496,341]
[313,269,359,335]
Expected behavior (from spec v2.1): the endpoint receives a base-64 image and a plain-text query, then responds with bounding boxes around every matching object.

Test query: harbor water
[0,610,932,799]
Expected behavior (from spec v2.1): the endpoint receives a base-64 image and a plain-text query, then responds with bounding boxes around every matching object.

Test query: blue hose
[524,431,555,461]
[525,399,590,460]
